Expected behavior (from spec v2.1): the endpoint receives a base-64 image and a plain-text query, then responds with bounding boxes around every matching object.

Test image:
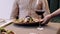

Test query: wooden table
[3,22,60,34]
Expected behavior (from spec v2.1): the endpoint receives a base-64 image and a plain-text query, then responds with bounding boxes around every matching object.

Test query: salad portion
[12,16,41,24]
[0,27,14,34]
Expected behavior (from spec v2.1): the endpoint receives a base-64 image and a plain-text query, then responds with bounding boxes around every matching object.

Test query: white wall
[0,0,14,19]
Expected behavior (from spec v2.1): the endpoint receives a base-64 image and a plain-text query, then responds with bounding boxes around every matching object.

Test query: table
[3,22,60,34]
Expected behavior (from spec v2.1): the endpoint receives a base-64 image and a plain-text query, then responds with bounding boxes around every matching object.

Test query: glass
[35,10,45,28]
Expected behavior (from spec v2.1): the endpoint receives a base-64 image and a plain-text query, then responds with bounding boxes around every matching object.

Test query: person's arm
[41,8,60,25]
[50,8,60,18]
[10,0,19,19]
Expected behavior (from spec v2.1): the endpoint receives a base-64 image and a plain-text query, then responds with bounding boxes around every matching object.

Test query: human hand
[40,14,51,25]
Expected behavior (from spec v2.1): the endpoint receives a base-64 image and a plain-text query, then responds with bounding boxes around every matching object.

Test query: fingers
[41,19,49,25]
[39,19,43,23]
[39,18,49,25]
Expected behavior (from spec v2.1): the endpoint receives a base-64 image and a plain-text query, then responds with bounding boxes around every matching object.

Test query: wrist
[46,14,52,20]
[50,14,53,19]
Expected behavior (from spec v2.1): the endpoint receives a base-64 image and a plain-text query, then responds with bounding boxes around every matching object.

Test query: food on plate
[12,16,41,24]
[23,18,28,23]
[24,16,33,23]
[19,18,25,23]
[32,18,39,22]
[0,27,14,34]
[12,19,20,23]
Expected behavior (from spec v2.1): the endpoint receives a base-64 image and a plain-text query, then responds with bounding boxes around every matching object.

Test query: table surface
[0,22,60,34]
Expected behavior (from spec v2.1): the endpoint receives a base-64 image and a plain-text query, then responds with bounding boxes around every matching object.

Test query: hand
[40,14,51,25]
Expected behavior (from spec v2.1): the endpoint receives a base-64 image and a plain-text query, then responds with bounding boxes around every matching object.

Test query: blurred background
[0,0,14,19]
[0,0,60,23]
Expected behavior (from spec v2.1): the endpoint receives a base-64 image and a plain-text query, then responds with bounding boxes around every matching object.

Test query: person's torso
[17,0,43,19]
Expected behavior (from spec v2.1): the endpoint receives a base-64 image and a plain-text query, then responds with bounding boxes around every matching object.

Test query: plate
[13,21,40,25]
[12,18,42,25]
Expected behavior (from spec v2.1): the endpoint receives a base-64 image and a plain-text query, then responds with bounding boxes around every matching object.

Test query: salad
[0,27,14,34]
